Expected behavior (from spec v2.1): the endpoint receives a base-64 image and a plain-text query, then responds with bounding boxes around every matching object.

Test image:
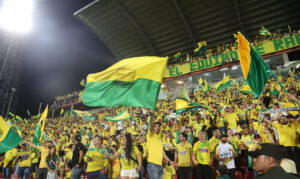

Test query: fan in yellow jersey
[25,140,53,179]
[108,133,142,179]
[84,135,108,179]
[209,128,220,152]
[108,145,121,179]
[17,144,33,179]
[264,114,300,172]
[1,147,18,179]
[175,132,192,179]
[192,130,213,179]
[162,158,176,179]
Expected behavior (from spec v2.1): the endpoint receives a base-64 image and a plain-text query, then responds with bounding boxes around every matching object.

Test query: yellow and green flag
[80,79,85,86]
[0,116,23,153]
[194,41,208,55]
[259,26,271,36]
[182,86,190,101]
[82,56,168,109]
[104,110,132,122]
[214,75,232,91]
[238,32,271,97]
[60,108,64,116]
[73,110,95,121]
[239,82,253,94]
[33,105,48,145]
[202,79,210,93]
[176,98,206,114]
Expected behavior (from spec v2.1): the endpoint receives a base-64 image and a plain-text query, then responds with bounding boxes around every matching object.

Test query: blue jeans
[2,167,12,178]
[18,167,31,179]
[71,167,83,179]
[147,163,163,179]
[86,170,107,179]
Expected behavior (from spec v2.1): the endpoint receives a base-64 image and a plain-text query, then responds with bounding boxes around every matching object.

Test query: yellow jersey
[118,146,140,170]
[193,140,211,165]
[85,146,108,172]
[273,121,298,147]
[17,150,32,167]
[147,132,163,166]
[176,142,192,167]
[38,146,49,169]
[162,165,176,179]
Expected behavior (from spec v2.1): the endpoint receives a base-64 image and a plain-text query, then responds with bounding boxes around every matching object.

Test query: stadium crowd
[1,70,300,179]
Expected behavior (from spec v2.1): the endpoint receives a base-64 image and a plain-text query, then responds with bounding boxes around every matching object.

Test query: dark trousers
[195,164,212,179]
[177,167,190,179]
[228,168,236,179]
[37,168,48,179]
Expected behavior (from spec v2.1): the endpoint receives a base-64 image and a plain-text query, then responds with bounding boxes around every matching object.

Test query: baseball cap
[220,131,228,138]
[249,143,283,160]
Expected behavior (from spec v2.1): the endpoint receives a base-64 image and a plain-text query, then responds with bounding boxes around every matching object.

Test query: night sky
[17,0,116,116]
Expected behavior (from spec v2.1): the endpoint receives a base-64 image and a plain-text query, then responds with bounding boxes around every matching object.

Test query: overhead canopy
[75,0,300,60]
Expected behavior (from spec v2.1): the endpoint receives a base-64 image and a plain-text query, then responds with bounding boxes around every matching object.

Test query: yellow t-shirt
[193,140,211,165]
[85,146,108,172]
[209,137,220,152]
[3,148,18,168]
[162,165,176,179]
[17,150,32,167]
[147,133,163,166]
[273,122,298,147]
[215,117,226,128]
[118,146,140,170]
[228,136,241,153]
[241,135,255,150]
[193,122,204,136]
[38,146,49,169]
[227,113,239,129]
[176,142,192,167]
[110,158,121,179]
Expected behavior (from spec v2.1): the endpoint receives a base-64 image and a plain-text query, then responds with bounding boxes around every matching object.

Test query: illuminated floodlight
[231,65,239,70]
[0,0,33,34]
[177,81,184,85]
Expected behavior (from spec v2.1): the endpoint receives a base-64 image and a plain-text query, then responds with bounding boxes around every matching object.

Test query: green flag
[238,32,271,97]
[259,26,271,36]
[0,116,23,153]
[214,75,232,91]
[104,110,132,122]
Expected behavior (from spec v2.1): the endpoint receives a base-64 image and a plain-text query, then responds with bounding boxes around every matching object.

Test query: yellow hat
[103,140,108,145]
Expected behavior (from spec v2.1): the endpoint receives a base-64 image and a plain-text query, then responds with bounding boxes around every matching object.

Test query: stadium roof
[75,0,300,60]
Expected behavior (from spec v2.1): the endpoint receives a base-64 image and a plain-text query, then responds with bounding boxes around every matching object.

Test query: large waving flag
[176,98,206,114]
[238,32,271,97]
[104,110,133,122]
[194,41,208,55]
[33,105,48,145]
[0,116,23,153]
[73,110,95,121]
[82,56,168,109]
[214,75,232,91]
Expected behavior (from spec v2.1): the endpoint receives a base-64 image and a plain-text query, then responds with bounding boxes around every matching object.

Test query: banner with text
[164,34,300,78]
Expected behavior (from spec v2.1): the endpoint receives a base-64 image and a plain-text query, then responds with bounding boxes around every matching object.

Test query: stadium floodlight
[0,0,33,34]
[231,65,239,70]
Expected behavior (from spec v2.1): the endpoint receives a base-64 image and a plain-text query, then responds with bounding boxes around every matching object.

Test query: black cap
[74,134,81,141]
[249,143,283,160]
[220,131,228,138]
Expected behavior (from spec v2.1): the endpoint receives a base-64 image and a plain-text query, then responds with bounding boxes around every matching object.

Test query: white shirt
[216,142,235,169]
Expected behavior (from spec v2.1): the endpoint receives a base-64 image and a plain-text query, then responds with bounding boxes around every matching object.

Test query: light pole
[5,87,16,119]
[38,103,42,114]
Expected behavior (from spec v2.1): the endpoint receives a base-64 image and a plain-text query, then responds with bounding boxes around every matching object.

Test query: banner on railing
[164,34,300,78]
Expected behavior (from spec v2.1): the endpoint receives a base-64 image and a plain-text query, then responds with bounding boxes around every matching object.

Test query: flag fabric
[239,82,253,94]
[0,116,23,153]
[14,125,22,136]
[80,79,85,86]
[60,108,64,116]
[174,52,182,59]
[202,79,210,93]
[158,89,168,100]
[16,115,22,121]
[176,98,206,114]
[194,41,208,55]
[81,56,168,109]
[238,32,271,97]
[198,78,204,88]
[104,110,132,122]
[288,25,291,35]
[8,112,14,118]
[182,86,190,101]
[27,110,31,117]
[33,105,48,146]
[259,26,271,36]
[186,53,191,62]
[73,110,95,121]
[214,75,232,91]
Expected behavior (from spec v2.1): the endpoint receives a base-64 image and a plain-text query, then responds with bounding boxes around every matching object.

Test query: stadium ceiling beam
[113,0,159,56]
[171,0,198,48]
[74,1,120,61]
[233,0,245,34]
